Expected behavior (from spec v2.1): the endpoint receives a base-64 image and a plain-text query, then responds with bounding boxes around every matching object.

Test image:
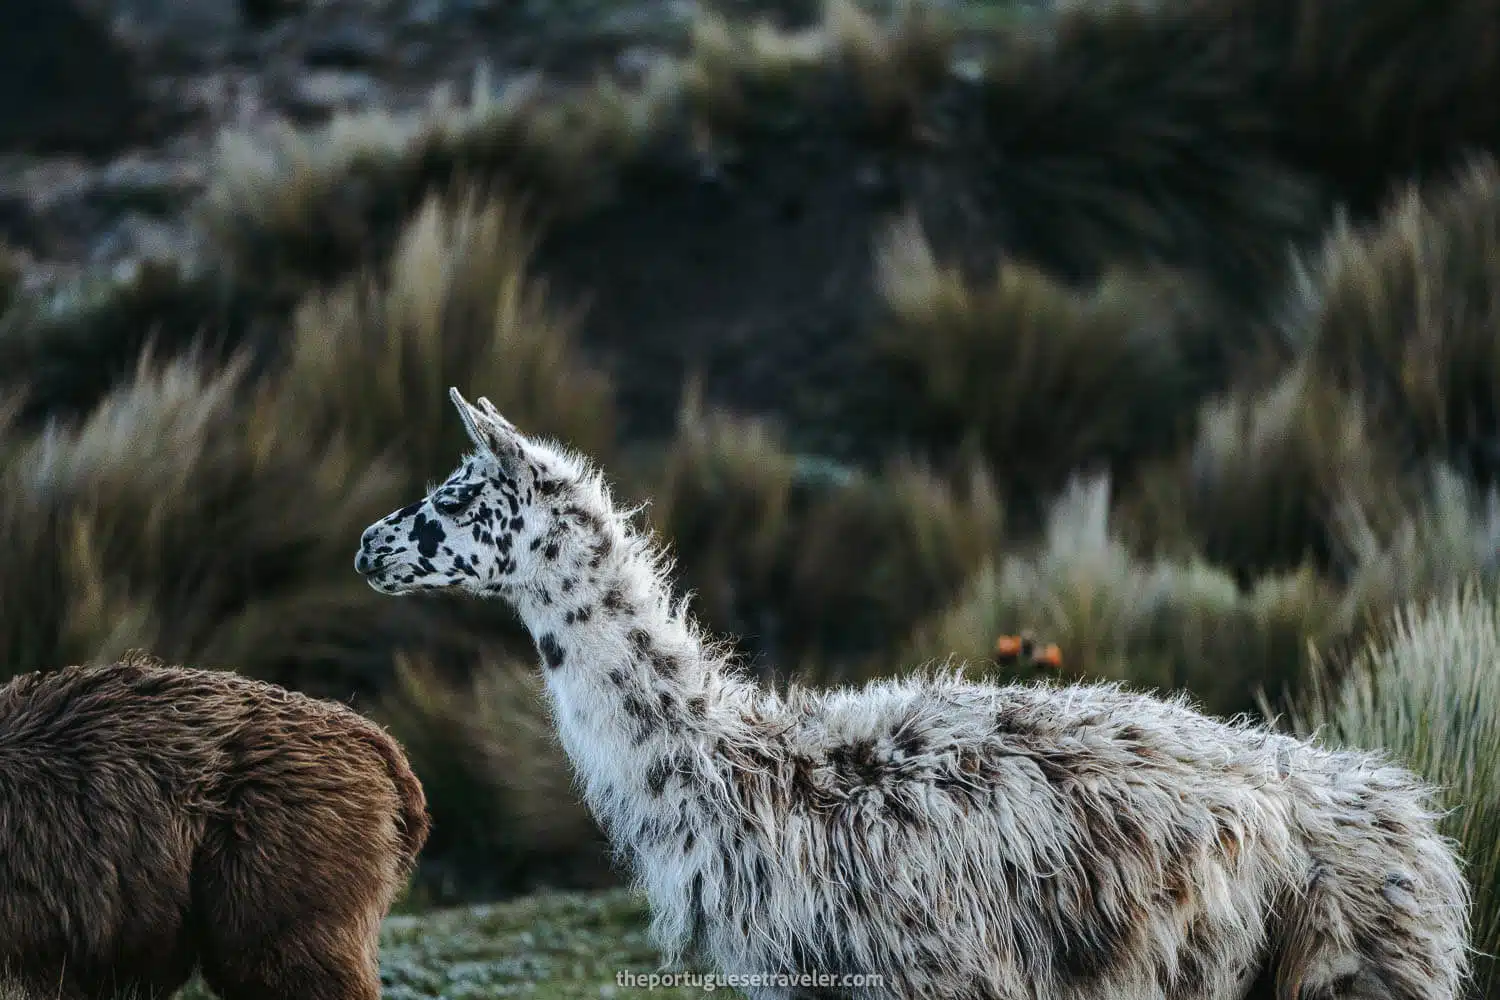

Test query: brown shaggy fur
[0,652,430,1000]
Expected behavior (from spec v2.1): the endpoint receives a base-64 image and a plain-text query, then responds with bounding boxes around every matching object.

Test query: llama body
[356,389,1470,1000]
[0,654,430,1000]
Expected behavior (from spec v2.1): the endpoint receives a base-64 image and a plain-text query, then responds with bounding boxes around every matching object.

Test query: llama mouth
[355,551,410,593]
[362,568,413,595]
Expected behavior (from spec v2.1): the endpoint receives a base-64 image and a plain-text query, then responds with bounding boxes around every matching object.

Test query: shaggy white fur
[355,389,1471,1000]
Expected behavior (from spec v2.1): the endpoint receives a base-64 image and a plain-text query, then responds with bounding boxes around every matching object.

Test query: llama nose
[355,527,380,574]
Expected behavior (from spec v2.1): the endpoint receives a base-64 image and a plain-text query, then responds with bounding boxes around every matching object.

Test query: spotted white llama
[355,388,1471,1000]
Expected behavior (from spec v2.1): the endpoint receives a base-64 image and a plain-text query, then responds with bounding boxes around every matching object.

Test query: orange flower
[994,633,1063,669]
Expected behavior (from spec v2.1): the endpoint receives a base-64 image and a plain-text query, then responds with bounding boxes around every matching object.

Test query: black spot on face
[538,633,566,670]
[388,502,422,523]
[410,513,447,558]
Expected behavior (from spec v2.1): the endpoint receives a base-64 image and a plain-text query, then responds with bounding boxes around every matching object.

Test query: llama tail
[1268,786,1471,999]
[365,722,432,877]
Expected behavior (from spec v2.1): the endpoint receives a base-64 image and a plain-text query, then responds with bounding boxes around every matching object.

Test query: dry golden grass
[641,388,801,645]
[1120,366,1413,581]
[0,261,259,427]
[273,189,617,489]
[875,214,1203,518]
[1339,465,1500,633]
[378,653,608,902]
[1288,580,1500,996]
[789,453,1004,656]
[200,72,670,294]
[199,0,962,300]
[906,475,1350,716]
[683,0,953,137]
[639,388,1004,665]
[0,351,415,690]
[1291,158,1500,484]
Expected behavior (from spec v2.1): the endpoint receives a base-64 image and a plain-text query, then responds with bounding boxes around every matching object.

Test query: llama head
[355,388,616,598]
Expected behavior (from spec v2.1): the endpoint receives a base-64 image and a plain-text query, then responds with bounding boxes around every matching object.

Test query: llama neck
[508,530,755,852]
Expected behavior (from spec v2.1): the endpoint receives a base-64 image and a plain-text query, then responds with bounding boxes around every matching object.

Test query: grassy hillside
[5,0,1500,994]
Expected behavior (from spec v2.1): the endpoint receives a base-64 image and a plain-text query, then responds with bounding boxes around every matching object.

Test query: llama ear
[450,387,487,448]
[450,387,524,467]
[475,396,520,434]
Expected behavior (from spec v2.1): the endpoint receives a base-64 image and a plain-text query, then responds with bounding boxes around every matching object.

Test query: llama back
[664,674,1309,998]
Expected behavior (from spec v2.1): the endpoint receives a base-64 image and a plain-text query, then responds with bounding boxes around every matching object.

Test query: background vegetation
[5,0,1500,994]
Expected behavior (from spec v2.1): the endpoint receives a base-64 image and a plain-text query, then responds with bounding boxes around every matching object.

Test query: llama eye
[433,491,475,516]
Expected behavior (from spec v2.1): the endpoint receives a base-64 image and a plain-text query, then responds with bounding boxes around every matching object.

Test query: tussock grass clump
[1292,158,1500,484]
[908,476,1349,716]
[1340,465,1500,630]
[643,393,802,650]
[969,0,1500,296]
[1288,580,1500,995]
[642,392,1004,666]
[274,190,617,488]
[789,454,1004,657]
[201,74,669,295]
[969,2,1330,304]
[0,352,421,691]
[1121,367,1411,581]
[200,1,957,297]
[0,261,262,427]
[378,654,608,904]
[875,215,1202,519]
[684,0,952,137]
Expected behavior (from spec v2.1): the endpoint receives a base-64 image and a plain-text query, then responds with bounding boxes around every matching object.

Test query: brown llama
[0,651,430,1000]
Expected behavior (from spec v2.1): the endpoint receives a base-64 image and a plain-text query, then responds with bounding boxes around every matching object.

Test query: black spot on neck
[538,633,566,670]
[645,756,673,796]
[602,586,628,613]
